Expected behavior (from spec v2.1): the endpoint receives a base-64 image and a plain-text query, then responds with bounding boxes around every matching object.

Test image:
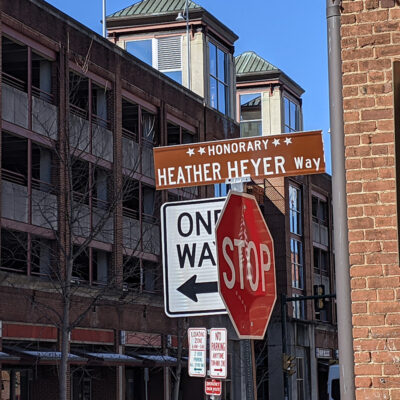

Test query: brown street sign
[153,130,325,190]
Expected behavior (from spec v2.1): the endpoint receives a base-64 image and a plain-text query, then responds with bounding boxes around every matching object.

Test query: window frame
[283,95,301,133]
[208,39,230,116]
[125,36,183,84]
[289,183,304,291]
[239,92,263,137]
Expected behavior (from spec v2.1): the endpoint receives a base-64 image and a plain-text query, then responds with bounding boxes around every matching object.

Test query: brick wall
[341,1,400,399]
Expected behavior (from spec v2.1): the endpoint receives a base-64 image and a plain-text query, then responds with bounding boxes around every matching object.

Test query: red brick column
[341,1,400,398]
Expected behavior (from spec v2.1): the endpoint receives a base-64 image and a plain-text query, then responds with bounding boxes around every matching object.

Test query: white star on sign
[186,148,195,157]
[272,138,280,147]
[198,147,206,155]
[284,137,292,146]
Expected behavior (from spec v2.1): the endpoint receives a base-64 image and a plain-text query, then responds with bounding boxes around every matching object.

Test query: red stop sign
[216,191,276,339]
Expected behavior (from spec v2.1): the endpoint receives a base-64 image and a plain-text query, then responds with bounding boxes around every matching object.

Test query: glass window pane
[126,40,153,66]
[164,70,182,84]
[284,97,290,128]
[218,82,226,114]
[210,77,218,109]
[182,129,194,144]
[167,123,180,146]
[240,93,261,121]
[209,42,217,76]
[217,48,226,82]
[240,121,262,138]
[290,101,297,130]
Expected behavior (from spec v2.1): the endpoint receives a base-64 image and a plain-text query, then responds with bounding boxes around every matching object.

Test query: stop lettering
[215,191,276,339]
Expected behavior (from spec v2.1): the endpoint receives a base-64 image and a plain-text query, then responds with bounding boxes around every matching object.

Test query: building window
[289,185,302,235]
[214,183,230,197]
[167,122,196,146]
[143,260,161,293]
[126,36,183,84]
[2,36,54,104]
[69,72,113,161]
[72,246,111,285]
[312,196,329,246]
[289,184,304,290]
[312,194,331,322]
[292,294,305,319]
[240,93,262,137]
[209,42,229,115]
[0,229,55,278]
[291,238,304,289]
[1,229,28,274]
[126,39,153,65]
[284,96,300,133]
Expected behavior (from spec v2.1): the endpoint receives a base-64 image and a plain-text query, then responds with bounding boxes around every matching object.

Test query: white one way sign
[161,198,227,317]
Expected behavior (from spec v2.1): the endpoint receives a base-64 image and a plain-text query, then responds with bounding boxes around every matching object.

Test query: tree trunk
[59,259,72,400]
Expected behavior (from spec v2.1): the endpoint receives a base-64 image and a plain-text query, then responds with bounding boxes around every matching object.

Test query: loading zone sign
[161,198,227,317]
[188,328,207,377]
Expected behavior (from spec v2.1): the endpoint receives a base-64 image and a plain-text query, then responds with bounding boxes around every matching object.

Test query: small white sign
[188,328,207,377]
[161,198,227,317]
[209,328,227,379]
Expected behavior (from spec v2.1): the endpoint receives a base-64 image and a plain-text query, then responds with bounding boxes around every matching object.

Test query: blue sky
[46,0,331,173]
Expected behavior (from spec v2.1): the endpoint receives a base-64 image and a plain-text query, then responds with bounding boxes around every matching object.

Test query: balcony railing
[122,127,137,141]
[2,72,26,92]
[70,103,88,120]
[2,169,27,186]
[92,114,111,130]
[32,85,54,105]
[32,178,56,194]
[123,207,138,220]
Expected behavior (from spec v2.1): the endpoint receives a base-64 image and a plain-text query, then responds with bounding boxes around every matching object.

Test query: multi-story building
[107,0,238,120]
[235,51,337,400]
[235,50,304,137]
[0,0,238,399]
[340,0,400,398]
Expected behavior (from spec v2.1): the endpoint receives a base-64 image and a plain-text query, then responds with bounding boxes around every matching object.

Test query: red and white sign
[216,192,277,340]
[188,328,207,377]
[209,328,227,379]
[205,379,222,396]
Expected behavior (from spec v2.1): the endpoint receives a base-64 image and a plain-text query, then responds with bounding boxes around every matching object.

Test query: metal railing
[69,103,88,120]
[122,207,138,220]
[2,72,26,92]
[2,169,27,186]
[32,85,54,105]
[122,127,137,141]
[92,113,111,130]
[32,178,56,194]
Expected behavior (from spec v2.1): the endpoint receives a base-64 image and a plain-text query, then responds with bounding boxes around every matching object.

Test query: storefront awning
[83,352,143,366]
[3,348,87,364]
[134,354,178,367]
[0,351,20,362]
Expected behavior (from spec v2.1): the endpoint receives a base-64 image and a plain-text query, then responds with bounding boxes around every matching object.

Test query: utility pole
[102,0,106,38]
[326,1,355,399]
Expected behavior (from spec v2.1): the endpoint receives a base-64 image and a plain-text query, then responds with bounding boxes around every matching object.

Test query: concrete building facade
[341,0,400,398]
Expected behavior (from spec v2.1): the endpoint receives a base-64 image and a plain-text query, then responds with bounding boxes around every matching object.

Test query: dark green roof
[235,51,278,75]
[108,0,202,19]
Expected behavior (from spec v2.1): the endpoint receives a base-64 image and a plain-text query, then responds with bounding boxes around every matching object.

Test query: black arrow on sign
[177,275,218,302]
